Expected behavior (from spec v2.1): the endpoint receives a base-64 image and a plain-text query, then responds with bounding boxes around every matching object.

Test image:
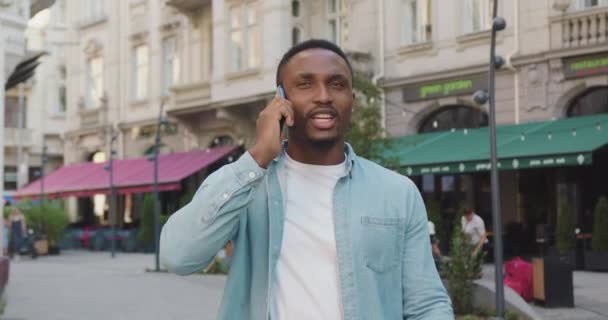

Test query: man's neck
[285,138,346,166]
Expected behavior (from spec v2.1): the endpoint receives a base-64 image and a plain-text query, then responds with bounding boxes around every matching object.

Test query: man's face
[464,212,473,222]
[280,48,354,145]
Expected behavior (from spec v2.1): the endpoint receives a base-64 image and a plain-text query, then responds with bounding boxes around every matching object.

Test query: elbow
[160,226,201,276]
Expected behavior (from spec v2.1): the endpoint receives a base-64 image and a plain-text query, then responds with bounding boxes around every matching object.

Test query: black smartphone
[277,85,287,134]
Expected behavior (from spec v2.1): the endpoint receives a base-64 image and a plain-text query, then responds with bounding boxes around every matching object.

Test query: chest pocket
[361,216,403,273]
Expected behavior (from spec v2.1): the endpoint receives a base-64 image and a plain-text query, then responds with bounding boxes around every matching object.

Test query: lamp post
[104,128,118,258]
[473,0,507,318]
[151,99,167,272]
[39,140,48,205]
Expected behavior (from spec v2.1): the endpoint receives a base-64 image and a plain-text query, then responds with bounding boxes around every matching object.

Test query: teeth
[312,114,333,119]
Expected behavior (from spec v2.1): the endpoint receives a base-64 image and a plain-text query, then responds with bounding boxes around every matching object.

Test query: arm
[402,180,454,320]
[473,220,487,256]
[160,152,265,275]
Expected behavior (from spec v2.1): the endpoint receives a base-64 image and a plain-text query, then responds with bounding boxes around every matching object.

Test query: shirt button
[248,172,256,179]
[222,193,229,199]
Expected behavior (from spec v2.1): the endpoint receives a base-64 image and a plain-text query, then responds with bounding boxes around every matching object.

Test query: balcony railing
[550,6,608,49]
[3,128,33,147]
[168,82,211,114]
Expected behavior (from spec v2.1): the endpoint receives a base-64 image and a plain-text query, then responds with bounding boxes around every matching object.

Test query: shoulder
[354,156,416,191]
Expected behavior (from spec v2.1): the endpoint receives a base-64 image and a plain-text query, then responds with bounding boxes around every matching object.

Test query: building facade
[382,0,608,255]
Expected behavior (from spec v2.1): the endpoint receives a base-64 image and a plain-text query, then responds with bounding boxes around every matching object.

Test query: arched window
[566,86,608,117]
[418,105,488,133]
[210,135,234,148]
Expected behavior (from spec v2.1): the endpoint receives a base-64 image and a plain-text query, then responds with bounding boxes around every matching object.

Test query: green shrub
[442,214,484,315]
[592,196,608,252]
[18,200,69,246]
[137,194,168,247]
[556,199,576,254]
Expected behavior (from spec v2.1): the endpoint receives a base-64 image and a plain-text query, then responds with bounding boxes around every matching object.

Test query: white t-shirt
[461,214,486,246]
[270,152,346,320]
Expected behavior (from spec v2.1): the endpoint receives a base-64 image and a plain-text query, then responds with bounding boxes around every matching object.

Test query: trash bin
[532,256,574,308]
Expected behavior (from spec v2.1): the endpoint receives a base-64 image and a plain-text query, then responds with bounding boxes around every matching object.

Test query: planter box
[48,245,61,255]
[34,239,49,255]
[585,251,608,271]
[532,256,574,308]
[547,247,577,269]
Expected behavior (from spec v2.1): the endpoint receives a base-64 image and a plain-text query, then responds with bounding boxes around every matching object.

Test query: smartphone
[277,85,287,134]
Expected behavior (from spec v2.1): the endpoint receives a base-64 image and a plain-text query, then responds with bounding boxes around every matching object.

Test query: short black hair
[276,39,354,86]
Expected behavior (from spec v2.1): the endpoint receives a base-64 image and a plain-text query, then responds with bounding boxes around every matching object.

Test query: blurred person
[428,220,442,259]
[161,39,453,320]
[461,208,487,256]
[8,202,27,259]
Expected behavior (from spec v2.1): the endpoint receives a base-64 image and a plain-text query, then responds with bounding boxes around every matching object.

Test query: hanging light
[520,133,525,141]
[433,120,439,129]
[572,128,577,137]
[597,122,602,131]
[464,128,468,135]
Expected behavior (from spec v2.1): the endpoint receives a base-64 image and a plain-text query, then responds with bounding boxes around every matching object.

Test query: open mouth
[309,111,338,130]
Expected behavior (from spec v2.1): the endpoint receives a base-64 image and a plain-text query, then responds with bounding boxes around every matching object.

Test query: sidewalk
[482,264,608,320]
[3,251,226,320]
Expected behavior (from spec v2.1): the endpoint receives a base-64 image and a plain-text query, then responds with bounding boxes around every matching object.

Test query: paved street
[3,251,225,320]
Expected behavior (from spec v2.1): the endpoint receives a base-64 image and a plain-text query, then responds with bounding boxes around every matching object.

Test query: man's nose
[313,84,333,104]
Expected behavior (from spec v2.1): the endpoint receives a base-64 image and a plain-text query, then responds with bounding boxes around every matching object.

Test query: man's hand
[248,96,294,168]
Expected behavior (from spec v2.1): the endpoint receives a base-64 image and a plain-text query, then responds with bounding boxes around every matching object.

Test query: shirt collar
[272,140,356,175]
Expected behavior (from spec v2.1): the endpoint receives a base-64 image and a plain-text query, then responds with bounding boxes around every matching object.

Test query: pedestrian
[461,208,487,256]
[428,220,442,259]
[160,39,453,319]
[8,202,27,259]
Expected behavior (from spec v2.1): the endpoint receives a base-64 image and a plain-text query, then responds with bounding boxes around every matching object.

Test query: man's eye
[296,82,311,88]
[332,82,346,88]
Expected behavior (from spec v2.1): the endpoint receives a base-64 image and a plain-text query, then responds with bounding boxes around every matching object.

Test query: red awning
[14,146,238,199]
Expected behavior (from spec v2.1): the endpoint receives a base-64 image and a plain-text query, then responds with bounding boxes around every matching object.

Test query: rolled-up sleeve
[160,151,265,275]
[402,179,454,319]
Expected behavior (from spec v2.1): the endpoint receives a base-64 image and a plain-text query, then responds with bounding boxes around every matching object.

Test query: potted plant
[586,196,608,271]
[551,199,576,268]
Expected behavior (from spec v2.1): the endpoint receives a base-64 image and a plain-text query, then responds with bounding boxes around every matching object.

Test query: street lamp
[473,1,507,318]
[104,129,118,258]
[39,140,48,206]
[148,99,167,272]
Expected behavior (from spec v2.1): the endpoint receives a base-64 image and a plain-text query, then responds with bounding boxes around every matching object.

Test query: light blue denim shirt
[160,143,453,319]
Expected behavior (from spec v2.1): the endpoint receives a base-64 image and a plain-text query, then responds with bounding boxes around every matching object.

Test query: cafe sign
[402,73,488,102]
[563,53,608,79]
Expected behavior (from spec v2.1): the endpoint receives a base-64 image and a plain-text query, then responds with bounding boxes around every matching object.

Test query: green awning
[385,114,608,176]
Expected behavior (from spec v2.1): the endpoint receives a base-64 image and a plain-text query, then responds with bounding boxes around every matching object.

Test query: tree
[137,193,168,249]
[592,196,608,252]
[346,74,398,169]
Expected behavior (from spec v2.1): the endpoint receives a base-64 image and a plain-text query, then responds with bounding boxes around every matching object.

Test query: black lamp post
[149,99,167,272]
[104,129,118,258]
[39,140,48,206]
[473,0,507,318]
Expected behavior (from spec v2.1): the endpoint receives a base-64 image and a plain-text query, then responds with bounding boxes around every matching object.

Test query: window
[292,0,301,17]
[228,1,260,73]
[3,97,24,128]
[292,27,302,46]
[4,166,17,191]
[84,0,105,21]
[132,45,149,100]
[402,0,432,45]
[463,0,492,34]
[327,0,347,45]
[59,65,67,113]
[162,37,180,95]
[85,57,104,109]
[578,0,608,9]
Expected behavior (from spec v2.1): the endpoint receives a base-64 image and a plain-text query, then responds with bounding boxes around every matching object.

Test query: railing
[3,127,33,147]
[79,106,107,128]
[550,6,608,49]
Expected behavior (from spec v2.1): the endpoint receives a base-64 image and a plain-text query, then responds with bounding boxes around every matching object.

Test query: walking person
[461,208,487,256]
[7,202,27,259]
[161,39,453,319]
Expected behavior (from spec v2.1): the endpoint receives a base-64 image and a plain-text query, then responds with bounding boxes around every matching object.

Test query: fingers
[269,97,294,126]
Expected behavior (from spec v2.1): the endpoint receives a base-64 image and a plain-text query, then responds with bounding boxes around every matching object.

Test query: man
[161,40,453,319]
[461,208,487,256]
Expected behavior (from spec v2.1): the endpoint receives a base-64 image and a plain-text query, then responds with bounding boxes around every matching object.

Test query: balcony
[168,82,211,115]
[3,128,33,147]
[550,6,608,50]
[79,106,107,129]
